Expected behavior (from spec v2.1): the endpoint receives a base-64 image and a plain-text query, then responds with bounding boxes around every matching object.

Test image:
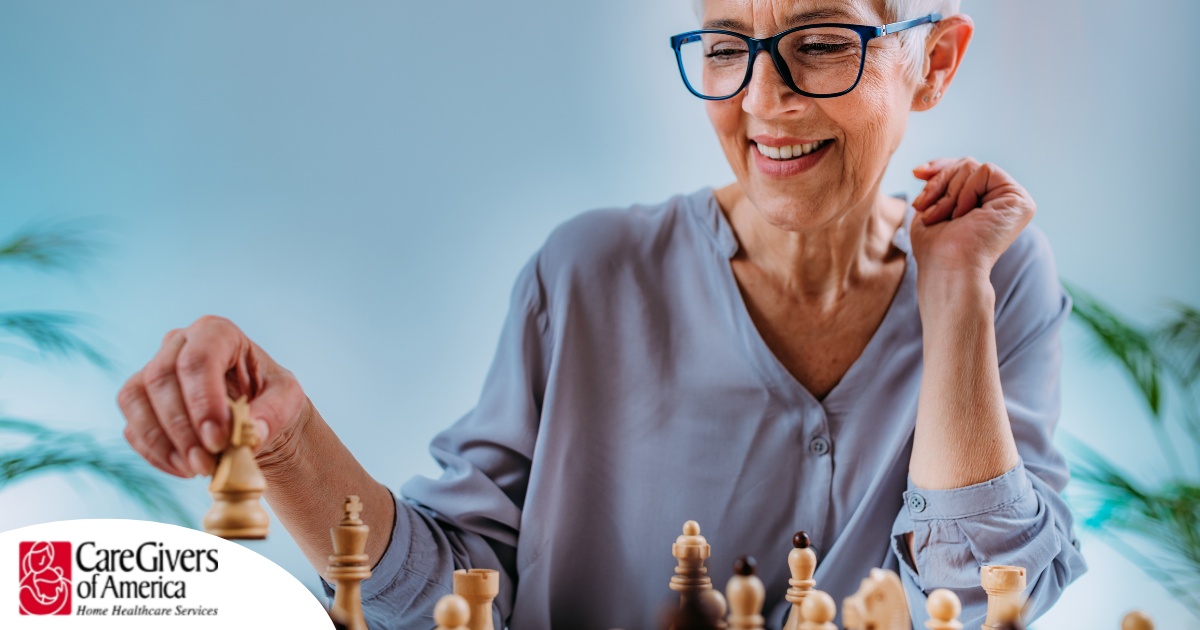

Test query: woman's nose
[741,52,806,118]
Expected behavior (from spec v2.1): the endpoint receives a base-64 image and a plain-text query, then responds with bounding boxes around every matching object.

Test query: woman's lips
[750,139,832,178]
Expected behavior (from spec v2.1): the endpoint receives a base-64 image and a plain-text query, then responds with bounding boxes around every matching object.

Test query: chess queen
[117,0,1087,628]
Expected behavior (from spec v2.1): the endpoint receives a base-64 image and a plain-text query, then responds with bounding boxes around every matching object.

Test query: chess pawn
[798,590,836,630]
[782,531,817,630]
[203,395,269,539]
[434,594,471,630]
[725,556,764,630]
[980,565,1026,630]
[925,589,963,630]
[1121,610,1154,630]
[453,568,499,630]
[328,496,371,630]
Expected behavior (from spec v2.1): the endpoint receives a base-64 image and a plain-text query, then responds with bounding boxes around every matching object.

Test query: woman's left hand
[909,157,1036,279]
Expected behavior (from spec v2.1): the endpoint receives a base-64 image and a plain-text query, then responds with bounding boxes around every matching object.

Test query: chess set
[201,397,1158,630]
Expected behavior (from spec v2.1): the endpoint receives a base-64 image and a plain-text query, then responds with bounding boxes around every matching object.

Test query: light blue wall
[1,1,1196,627]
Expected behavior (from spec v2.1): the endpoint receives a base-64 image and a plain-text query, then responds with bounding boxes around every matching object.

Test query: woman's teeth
[755,139,829,160]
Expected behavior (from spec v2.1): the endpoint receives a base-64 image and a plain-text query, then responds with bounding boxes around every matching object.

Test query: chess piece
[925,589,963,630]
[1121,610,1154,630]
[453,568,499,630]
[670,586,727,630]
[670,520,727,630]
[980,565,1026,630]
[434,594,471,630]
[202,395,269,539]
[327,496,371,630]
[782,531,817,630]
[725,556,764,630]
[799,590,836,630]
[842,568,909,630]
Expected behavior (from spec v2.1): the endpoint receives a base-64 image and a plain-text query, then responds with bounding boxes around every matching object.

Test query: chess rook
[782,531,817,630]
[453,568,499,630]
[328,496,371,630]
[202,395,269,539]
[980,565,1026,630]
[725,556,764,630]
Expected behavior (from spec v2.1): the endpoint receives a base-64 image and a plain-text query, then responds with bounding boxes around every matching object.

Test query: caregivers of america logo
[16,539,220,617]
[19,542,72,615]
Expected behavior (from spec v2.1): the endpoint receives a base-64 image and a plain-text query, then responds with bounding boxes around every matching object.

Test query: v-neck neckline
[696,187,917,410]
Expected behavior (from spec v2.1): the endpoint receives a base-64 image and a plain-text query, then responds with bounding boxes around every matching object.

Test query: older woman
[117,0,1086,628]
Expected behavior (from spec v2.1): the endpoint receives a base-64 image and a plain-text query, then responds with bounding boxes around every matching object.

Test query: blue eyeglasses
[669,13,941,100]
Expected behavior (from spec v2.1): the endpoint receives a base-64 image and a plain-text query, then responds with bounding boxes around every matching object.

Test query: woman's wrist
[256,396,316,480]
[917,267,995,320]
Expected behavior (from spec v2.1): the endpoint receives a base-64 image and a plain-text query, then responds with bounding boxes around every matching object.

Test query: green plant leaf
[1064,282,1163,418]
[0,422,191,525]
[0,311,112,371]
[0,221,100,272]
[1158,302,1200,387]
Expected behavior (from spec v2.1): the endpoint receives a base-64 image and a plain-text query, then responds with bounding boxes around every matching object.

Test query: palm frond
[0,422,190,525]
[1065,435,1200,616]
[1158,302,1200,387]
[0,311,112,371]
[0,221,101,271]
[1064,282,1163,417]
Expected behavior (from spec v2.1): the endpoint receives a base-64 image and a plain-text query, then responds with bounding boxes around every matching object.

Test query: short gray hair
[691,0,961,83]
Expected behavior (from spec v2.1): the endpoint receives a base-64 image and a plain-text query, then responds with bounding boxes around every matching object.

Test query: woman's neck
[716,183,907,308]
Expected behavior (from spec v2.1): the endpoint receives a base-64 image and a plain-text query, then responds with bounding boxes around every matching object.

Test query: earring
[934,91,942,100]
[922,94,930,103]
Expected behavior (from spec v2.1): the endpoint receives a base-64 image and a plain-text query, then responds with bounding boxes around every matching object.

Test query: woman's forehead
[701,0,887,32]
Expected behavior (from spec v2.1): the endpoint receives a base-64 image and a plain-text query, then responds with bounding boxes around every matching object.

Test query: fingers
[246,358,305,453]
[118,372,189,478]
[914,157,985,223]
[913,159,960,214]
[911,157,959,181]
[952,163,994,219]
[141,330,210,477]
[177,316,242,454]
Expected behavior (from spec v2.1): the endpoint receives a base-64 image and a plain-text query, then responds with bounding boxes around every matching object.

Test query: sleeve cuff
[902,459,1032,521]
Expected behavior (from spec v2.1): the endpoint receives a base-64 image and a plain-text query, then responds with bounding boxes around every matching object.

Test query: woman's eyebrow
[702,8,857,32]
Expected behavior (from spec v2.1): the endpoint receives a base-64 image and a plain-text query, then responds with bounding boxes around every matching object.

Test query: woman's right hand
[117,315,307,478]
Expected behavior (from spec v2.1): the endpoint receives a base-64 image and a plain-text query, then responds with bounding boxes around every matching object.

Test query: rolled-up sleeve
[322,252,550,630]
[890,226,1088,628]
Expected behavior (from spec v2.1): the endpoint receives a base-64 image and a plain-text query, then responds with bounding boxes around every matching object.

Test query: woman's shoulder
[989,222,1071,358]
[534,188,721,278]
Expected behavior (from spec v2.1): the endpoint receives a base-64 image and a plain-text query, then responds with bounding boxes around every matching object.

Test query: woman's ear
[911,14,974,111]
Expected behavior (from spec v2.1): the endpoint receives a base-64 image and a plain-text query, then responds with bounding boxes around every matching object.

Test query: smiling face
[702,0,921,231]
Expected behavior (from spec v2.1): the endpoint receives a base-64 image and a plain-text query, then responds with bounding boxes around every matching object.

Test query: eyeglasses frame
[669,13,942,100]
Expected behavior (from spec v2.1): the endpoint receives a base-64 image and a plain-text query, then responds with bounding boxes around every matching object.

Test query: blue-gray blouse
[331,187,1087,629]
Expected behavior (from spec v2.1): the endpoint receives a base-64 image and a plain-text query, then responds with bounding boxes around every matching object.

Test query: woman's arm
[910,269,1018,489]
[256,398,397,580]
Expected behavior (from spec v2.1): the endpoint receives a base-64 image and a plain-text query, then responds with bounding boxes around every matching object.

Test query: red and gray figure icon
[18,541,72,616]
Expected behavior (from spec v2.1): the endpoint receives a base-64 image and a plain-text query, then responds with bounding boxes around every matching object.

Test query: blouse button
[907,493,927,513]
[809,436,830,456]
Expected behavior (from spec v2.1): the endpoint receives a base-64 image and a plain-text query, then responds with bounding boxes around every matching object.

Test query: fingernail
[169,452,192,477]
[188,447,213,476]
[200,421,222,452]
[254,420,270,444]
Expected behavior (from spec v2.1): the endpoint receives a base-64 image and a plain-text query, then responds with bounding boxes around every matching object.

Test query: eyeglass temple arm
[882,12,942,35]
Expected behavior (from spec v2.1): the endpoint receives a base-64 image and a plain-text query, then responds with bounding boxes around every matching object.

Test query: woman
[116,0,1086,627]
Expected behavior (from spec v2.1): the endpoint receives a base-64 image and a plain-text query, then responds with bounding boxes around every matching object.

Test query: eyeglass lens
[678,28,864,98]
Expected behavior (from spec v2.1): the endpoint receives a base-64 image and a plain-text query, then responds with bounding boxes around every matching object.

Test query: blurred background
[1,0,1197,627]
